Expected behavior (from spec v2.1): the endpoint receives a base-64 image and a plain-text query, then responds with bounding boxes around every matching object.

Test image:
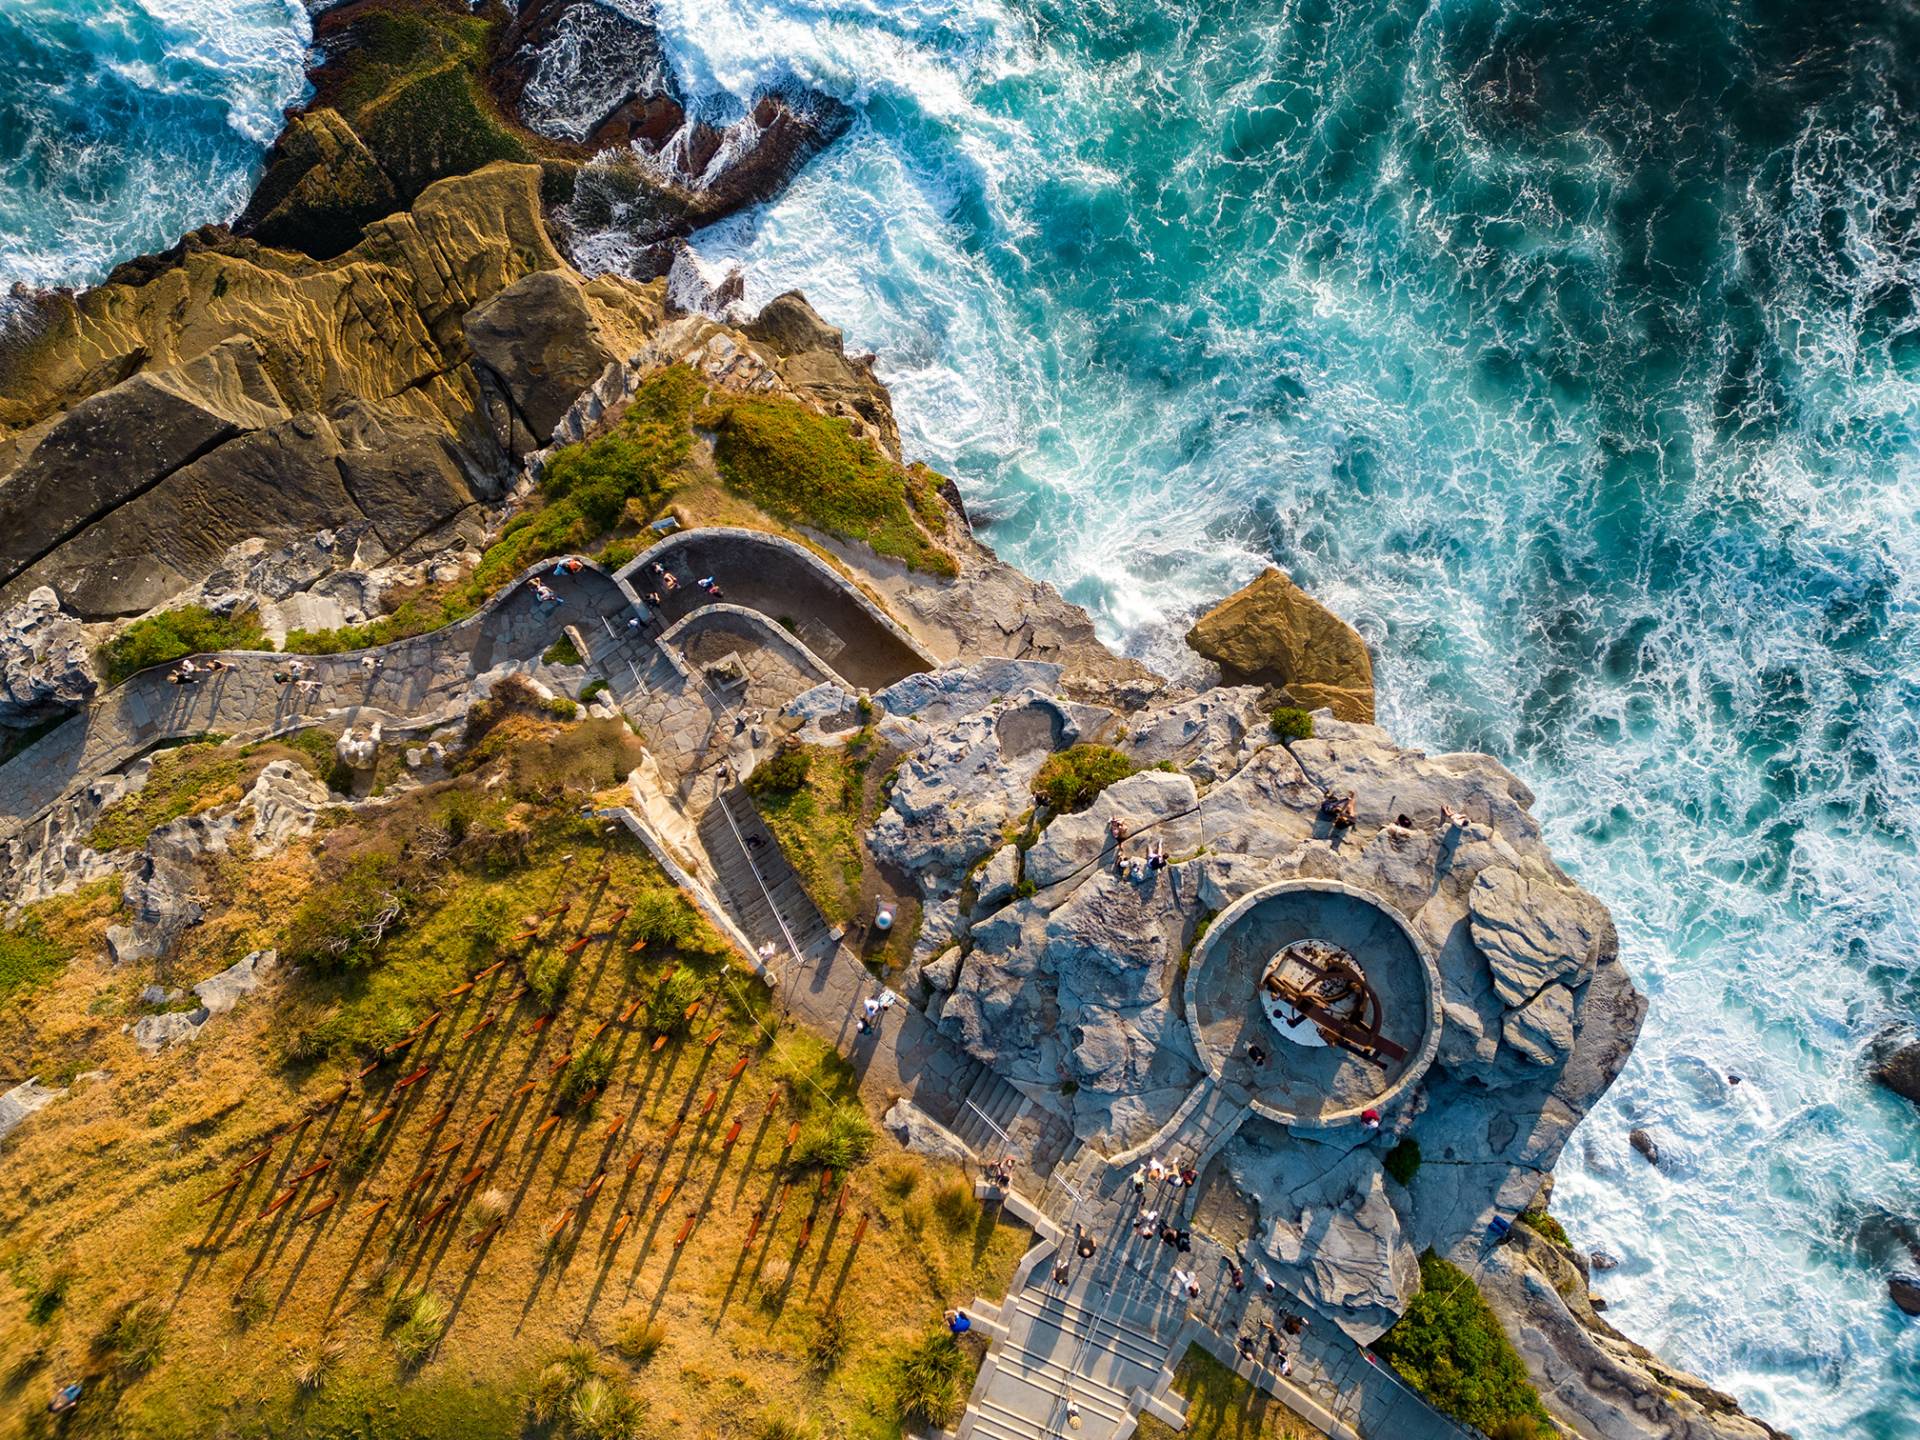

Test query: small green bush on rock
[1385,1138,1422,1187]
[100,605,267,685]
[1269,705,1315,743]
[747,745,812,796]
[1030,744,1136,814]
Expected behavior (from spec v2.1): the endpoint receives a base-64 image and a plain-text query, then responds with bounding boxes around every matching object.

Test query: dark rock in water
[1870,1032,1920,1107]
[1590,1295,1608,1311]
[1590,1249,1620,1271]
[1629,1128,1659,1165]
[1891,1272,1920,1316]
[494,0,685,149]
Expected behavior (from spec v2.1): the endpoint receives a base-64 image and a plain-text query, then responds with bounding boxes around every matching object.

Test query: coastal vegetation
[1268,705,1315,744]
[97,605,267,685]
[1031,744,1137,814]
[747,741,870,928]
[1374,1252,1553,1440]
[0,719,1023,1439]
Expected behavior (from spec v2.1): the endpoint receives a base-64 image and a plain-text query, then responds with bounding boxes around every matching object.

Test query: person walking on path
[858,995,880,1034]
[1131,1164,1148,1195]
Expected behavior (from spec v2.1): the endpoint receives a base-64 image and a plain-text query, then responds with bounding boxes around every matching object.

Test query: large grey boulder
[244,761,332,850]
[1469,864,1607,1006]
[1023,769,1198,890]
[195,948,278,1015]
[1119,686,1268,785]
[1503,983,1576,1067]
[0,1079,65,1145]
[882,1098,974,1164]
[1255,1151,1420,1343]
[0,586,97,725]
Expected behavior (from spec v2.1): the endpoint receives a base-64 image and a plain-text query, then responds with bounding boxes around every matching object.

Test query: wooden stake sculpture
[395,1063,432,1090]
[610,1209,633,1247]
[472,1109,502,1142]
[459,1011,498,1043]
[416,1196,455,1231]
[619,998,642,1024]
[533,1114,561,1141]
[424,1103,454,1131]
[445,979,476,999]
[255,1187,299,1224]
[674,1211,696,1248]
[850,1211,869,1250]
[650,1034,668,1053]
[564,934,593,958]
[360,1105,397,1133]
[654,1180,678,1212]
[510,1080,538,1101]
[784,1120,801,1150]
[546,1050,573,1077]
[204,1173,246,1205]
[365,1197,392,1223]
[742,1208,764,1249]
[456,1162,487,1189]
[527,1013,554,1035]
[604,1114,626,1142]
[765,1088,782,1119]
[475,959,508,982]
[702,1026,723,1048]
[548,1208,575,1242]
[683,999,703,1022]
[357,1056,384,1080]
[702,1087,718,1117]
[819,1169,833,1197]
[541,903,570,921]
[432,1134,463,1159]
[289,1154,333,1184]
[797,1215,812,1252]
[771,1182,790,1219]
[727,1053,750,1081]
[234,1144,273,1174]
[583,1170,607,1202]
[662,1115,684,1145]
[721,1117,743,1150]
[468,1218,503,1250]
[589,1017,614,1042]
[509,929,540,945]
[625,1147,645,1177]
[403,1164,441,1196]
[504,983,531,1006]
[300,1192,339,1224]
[629,937,648,954]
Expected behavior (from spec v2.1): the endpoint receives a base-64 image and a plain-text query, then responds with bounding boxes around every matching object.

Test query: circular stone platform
[1184,880,1443,1128]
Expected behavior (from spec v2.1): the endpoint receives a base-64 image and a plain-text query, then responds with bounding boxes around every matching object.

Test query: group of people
[166,655,234,685]
[1107,816,1171,882]
[641,560,725,609]
[856,988,897,1034]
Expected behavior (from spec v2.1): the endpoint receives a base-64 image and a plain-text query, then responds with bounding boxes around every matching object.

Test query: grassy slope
[0,723,1024,1440]
[1134,1345,1321,1440]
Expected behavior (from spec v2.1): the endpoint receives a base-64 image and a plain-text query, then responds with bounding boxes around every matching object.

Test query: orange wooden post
[628,936,648,954]
[618,997,642,1023]
[625,1147,645,1176]
[256,1187,299,1223]
[702,1026,723,1048]
[417,1196,455,1230]
[510,1080,538,1101]
[727,1053,750,1081]
[532,1114,561,1141]
[527,1013,555,1035]
[605,1113,626,1143]
[456,1162,487,1189]
[606,907,630,926]
[360,1105,396,1132]
[445,979,476,999]
[414,1008,444,1035]
[357,1056,384,1079]
[784,1120,800,1150]
[311,1083,350,1115]
[660,963,678,982]
[403,1164,440,1195]
[849,1211,869,1250]
[819,1169,833,1197]
[583,1171,607,1202]
[424,1103,453,1131]
[796,1215,812,1252]
[475,959,508,981]
[459,1011,498,1042]
[548,1207,576,1242]
[541,902,570,921]
[610,1209,633,1246]
[503,984,531,1006]
[743,1208,764,1249]
[835,1180,849,1219]
[701,1087,718,1117]
[650,1034,668,1053]
[204,1173,245,1205]
[765,1087,782,1119]
[233,1145,273,1174]
[365,1197,392,1223]
[468,1218,504,1250]
[510,929,540,944]
[564,934,592,957]
[662,1116,684,1145]
[395,1063,432,1090]
[654,1179,678,1212]
[683,999,703,1021]
[383,1035,416,1060]
[673,1211,695,1248]
[432,1134,463,1158]
[721,1116,743,1149]
[472,1109,501,1141]
[577,1086,603,1108]
[589,1017,614,1042]
[546,1050,574,1077]
[300,1191,339,1224]
[290,1155,333,1184]
[772,1182,790,1218]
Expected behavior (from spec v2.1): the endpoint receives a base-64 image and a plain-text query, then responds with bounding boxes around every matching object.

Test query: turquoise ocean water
[4,1,1920,1433]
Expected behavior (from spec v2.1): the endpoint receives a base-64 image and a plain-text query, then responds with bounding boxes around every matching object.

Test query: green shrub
[567,1374,641,1440]
[280,852,415,973]
[792,1103,875,1172]
[1385,1138,1422,1187]
[644,968,706,1035]
[1030,744,1136,814]
[890,1329,969,1428]
[543,635,584,667]
[699,394,957,576]
[580,679,609,704]
[0,919,68,1003]
[1374,1252,1553,1438]
[99,605,268,685]
[746,745,812,796]
[1269,705,1315,743]
[1518,1210,1570,1248]
[544,697,580,720]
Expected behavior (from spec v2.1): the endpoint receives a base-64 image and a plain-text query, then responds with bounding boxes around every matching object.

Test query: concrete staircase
[694,787,837,963]
[956,1270,1179,1440]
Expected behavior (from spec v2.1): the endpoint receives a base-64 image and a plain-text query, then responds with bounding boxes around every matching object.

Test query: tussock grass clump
[890,1329,970,1428]
[295,1331,347,1392]
[557,1044,613,1111]
[387,1287,449,1368]
[791,1103,876,1173]
[1030,744,1136,815]
[105,1297,167,1375]
[931,1176,978,1233]
[611,1311,666,1363]
[806,1306,851,1377]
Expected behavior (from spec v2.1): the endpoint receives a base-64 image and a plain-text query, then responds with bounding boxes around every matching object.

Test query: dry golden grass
[0,734,1029,1440]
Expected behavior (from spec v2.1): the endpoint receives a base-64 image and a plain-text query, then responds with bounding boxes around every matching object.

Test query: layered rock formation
[1186,565,1376,722]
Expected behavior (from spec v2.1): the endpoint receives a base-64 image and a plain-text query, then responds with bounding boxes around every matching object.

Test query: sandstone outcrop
[0,586,97,727]
[1185,566,1375,721]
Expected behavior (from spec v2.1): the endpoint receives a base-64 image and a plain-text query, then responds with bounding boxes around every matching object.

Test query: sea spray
[0,0,311,290]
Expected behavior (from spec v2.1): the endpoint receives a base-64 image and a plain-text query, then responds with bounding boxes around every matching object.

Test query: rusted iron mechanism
[1261,940,1408,1064]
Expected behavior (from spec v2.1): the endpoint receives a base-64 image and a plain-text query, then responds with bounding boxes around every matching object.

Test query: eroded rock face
[1248,1148,1420,1343]
[883,1097,974,1164]
[0,587,97,726]
[1184,567,1375,722]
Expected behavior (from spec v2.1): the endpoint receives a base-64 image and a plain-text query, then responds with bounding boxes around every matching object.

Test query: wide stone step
[972,1385,1125,1439]
[988,1347,1136,1419]
[1014,1291,1172,1373]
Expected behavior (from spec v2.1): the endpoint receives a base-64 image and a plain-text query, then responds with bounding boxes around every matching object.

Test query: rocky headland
[0,12,1821,1440]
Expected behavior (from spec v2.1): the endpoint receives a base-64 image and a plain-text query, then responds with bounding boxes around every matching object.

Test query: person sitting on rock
[1146,837,1167,872]
[1107,816,1129,845]
[1331,791,1357,827]
[533,580,559,605]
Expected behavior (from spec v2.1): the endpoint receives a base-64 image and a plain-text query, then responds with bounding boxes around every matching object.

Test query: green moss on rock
[1374,1251,1553,1439]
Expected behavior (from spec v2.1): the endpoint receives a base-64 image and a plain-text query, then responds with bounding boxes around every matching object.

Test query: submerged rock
[1891,1272,1920,1316]
[1870,1033,1920,1107]
[1629,1128,1660,1165]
